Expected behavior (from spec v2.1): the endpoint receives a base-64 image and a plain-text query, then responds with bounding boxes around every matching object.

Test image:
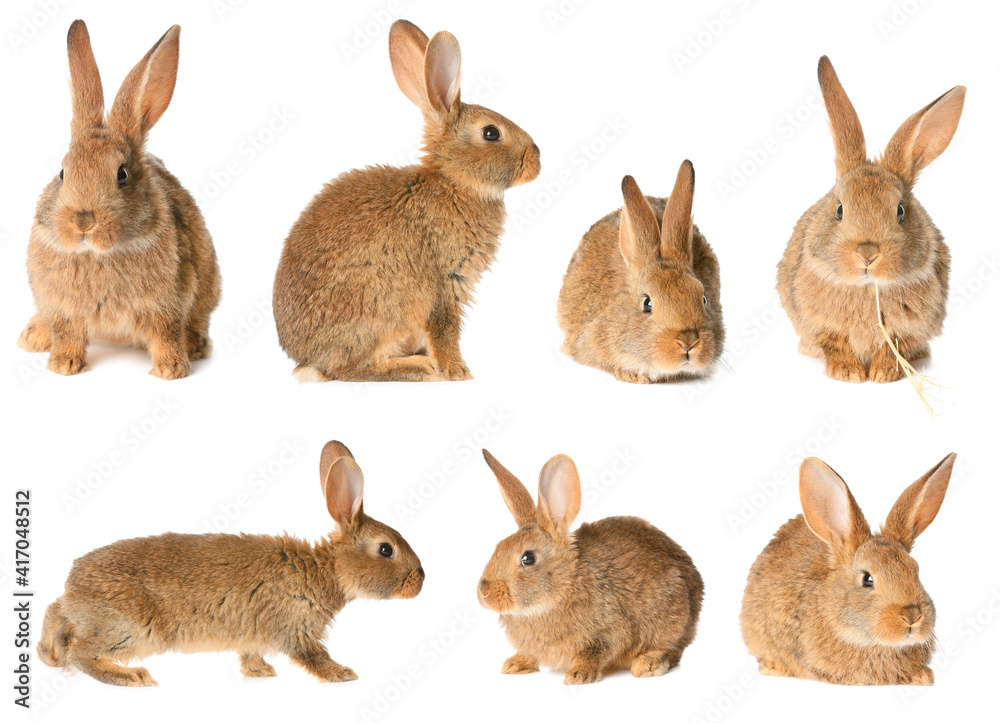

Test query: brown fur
[273,20,540,382]
[740,453,956,685]
[17,20,220,379]
[477,451,703,684]
[558,162,724,383]
[777,56,965,383]
[36,441,423,686]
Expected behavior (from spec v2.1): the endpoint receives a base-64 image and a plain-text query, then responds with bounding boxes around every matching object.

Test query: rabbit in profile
[777,56,965,382]
[741,453,956,685]
[18,20,220,379]
[273,20,540,382]
[477,450,703,684]
[37,441,424,686]
[558,161,724,383]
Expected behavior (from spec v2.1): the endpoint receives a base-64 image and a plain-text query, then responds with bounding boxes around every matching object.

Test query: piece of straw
[873,279,941,418]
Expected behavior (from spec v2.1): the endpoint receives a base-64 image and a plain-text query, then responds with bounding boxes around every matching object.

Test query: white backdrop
[2,0,998,721]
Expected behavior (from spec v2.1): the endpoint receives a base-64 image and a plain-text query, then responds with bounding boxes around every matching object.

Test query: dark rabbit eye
[482,125,500,142]
[897,203,905,222]
[378,543,394,558]
[59,168,64,181]
[703,295,708,307]
[642,295,652,313]
[836,203,843,220]
[520,551,535,566]
[117,166,129,186]
[862,572,874,588]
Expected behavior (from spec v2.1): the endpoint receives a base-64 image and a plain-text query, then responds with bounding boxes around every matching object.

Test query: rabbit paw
[630,651,671,678]
[757,659,791,677]
[123,667,158,687]
[907,668,934,686]
[186,332,212,362]
[501,654,539,675]
[824,357,866,383]
[240,654,277,678]
[437,360,474,381]
[868,346,906,384]
[17,319,52,352]
[614,368,653,384]
[564,667,601,685]
[150,355,191,380]
[48,353,87,376]
[318,664,358,683]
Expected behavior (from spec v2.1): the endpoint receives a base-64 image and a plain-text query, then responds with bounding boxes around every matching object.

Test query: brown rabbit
[558,162,724,383]
[740,453,956,685]
[36,441,424,686]
[777,56,965,383]
[17,20,220,380]
[477,450,703,684]
[273,19,540,382]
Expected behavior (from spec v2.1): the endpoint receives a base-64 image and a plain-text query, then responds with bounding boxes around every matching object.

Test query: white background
[3,0,999,721]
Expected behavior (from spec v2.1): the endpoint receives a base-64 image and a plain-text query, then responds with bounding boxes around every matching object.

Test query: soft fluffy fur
[777,56,965,383]
[273,20,540,382]
[37,441,424,686]
[740,453,956,685]
[558,162,724,383]
[477,450,703,684]
[18,20,220,380]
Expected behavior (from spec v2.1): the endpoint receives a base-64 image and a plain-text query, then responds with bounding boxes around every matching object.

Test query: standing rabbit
[777,56,965,383]
[17,20,220,380]
[477,450,703,684]
[273,20,540,382]
[740,453,956,685]
[558,161,724,383]
[37,441,424,686]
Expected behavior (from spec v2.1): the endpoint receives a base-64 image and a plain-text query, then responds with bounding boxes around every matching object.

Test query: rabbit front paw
[501,653,539,675]
[564,666,601,685]
[48,353,87,376]
[824,357,866,383]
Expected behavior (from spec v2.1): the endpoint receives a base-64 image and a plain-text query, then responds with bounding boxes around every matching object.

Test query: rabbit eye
[703,295,708,307]
[117,166,129,186]
[482,125,501,142]
[862,572,874,588]
[897,204,905,222]
[520,551,536,566]
[642,295,652,313]
[59,168,64,182]
[836,203,843,221]
[378,543,394,558]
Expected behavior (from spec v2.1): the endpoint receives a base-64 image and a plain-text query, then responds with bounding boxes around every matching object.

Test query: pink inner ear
[429,45,461,109]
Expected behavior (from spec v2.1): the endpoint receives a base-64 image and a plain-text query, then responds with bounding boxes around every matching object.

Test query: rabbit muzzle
[395,566,425,599]
[477,578,515,613]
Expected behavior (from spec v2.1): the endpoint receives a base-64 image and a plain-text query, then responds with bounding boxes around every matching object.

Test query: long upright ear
[818,56,866,176]
[660,160,695,267]
[389,20,431,111]
[882,453,955,551]
[482,450,535,528]
[882,87,965,187]
[324,457,364,530]
[619,175,661,269]
[319,441,354,496]
[799,457,870,556]
[107,25,180,141]
[423,31,461,116]
[67,20,104,133]
[536,455,581,539]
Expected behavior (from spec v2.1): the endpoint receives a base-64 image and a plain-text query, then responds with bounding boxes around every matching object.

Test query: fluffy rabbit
[477,450,703,684]
[273,20,540,382]
[17,20,220,380]
[740,453,956,685]
[777,56,965,383]
[36,441,424,686]
[557,161,724,383]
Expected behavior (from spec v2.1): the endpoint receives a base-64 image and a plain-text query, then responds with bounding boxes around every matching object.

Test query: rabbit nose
[901,607,924,627]
[478,579,489,597]
[72,210,96,233]
[855,243,881,268]
[677,330,700,353]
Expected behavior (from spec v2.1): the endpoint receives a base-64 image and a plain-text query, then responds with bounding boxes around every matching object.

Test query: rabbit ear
[537,455,581,539]
[424,31,462,116]
[619,175,661,269]
[324,457,364,529]
[67,20,104,133]
[882,453,955,551]
[482,450,535,528]
[660,160,695,267]
[882,87,965,187]
[319,441,354,496]
[818,56,866,177]
[389,20,431,111]
[799,457,870,554]
[107,25,180,142]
